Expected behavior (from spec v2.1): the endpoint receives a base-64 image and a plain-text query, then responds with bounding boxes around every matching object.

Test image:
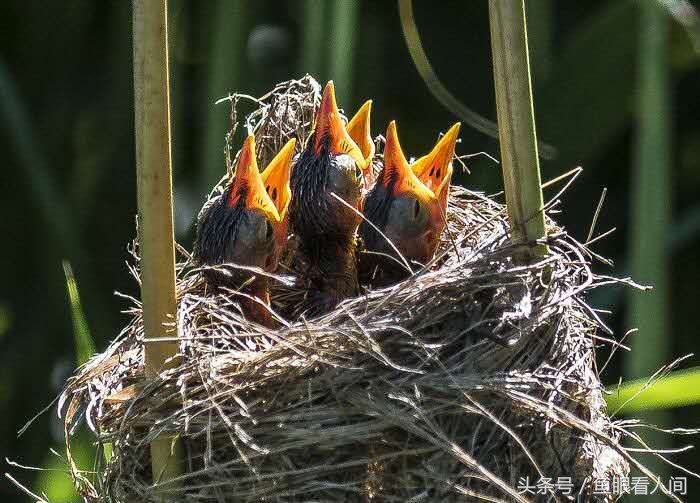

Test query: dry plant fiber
[57,76,688,503]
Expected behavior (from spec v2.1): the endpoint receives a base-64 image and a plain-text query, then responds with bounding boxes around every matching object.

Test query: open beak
[381,121,435,203]
[411,122,460,193]
[347,100,375,185]
[313,81,366,170]
[261,138,296,221]
[228,135,281,224]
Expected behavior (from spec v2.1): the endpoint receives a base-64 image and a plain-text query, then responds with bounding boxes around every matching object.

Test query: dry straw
[59,76,686,502]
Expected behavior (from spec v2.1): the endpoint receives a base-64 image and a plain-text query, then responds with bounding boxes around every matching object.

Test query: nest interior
[59,76,677,502]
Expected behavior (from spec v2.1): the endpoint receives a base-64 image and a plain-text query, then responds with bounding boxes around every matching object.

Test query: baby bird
[359,121,459,287]
[194,134,296,326]
[289,81,374,315]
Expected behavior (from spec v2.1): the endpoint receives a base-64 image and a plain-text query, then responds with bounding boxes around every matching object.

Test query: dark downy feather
[289,134,361,315]
[193,185,246,287]
[358,175,409,285]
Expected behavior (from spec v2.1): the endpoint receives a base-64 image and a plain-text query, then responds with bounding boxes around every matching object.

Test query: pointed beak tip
[322,81,336,99]
[237,137,255,170]
[443,124,461,144]
[282,137,296,153]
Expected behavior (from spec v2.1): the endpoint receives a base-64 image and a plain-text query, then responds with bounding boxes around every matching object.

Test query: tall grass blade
[133,0,184,485]
[627,2,672,394]
[625,2,672,496]
[607,367,700,412]
[488,0,548,259]
[62,261,95,366]
[328,0,359,106]
[302,0,326,79]
[202,0,248,190]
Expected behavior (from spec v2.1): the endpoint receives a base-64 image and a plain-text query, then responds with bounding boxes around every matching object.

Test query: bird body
[194,135,295,326]
[359,121,459,286]
[194,81,458,318]
[289,81,374,314]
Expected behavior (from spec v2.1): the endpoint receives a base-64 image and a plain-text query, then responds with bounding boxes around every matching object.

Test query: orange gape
[262,138,296,266]
[346,99,375,188]
[359,121,460,286]
[410,122,461,243]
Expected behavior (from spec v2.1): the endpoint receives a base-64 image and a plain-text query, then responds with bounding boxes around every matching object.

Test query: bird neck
[358,251,409,288]
[239,274,275,328]
[299,235,359,315]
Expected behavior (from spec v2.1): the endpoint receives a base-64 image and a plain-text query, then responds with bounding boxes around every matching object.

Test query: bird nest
[59,76,680,502]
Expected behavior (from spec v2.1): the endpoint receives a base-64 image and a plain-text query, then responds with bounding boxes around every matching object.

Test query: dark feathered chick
[359,121,459,286]
[289,81,374,314]
[194,134,295,326]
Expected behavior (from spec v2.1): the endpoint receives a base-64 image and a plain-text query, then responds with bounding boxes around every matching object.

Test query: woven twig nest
[60,76,675,502]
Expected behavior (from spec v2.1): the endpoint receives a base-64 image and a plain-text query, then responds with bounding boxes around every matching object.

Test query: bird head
[291,81,367,240]
[311,81,367,205]
[195,134,293,275]
[360,121,455,267]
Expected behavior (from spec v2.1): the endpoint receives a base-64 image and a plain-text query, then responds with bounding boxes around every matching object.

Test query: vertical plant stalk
[626,2,671,497]
[328,0,359,106]
[488,0,547,260]
[132,0,183,486]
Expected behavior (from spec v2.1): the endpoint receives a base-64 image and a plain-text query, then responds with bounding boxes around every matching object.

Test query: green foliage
[201,0,250,191]
[625,4,672,496]
[2,1,700,501]
[302,0,327,79]
[328,0,359,106]
[35,433,94,503]
[62,261,96,366]
[606,367,700,413]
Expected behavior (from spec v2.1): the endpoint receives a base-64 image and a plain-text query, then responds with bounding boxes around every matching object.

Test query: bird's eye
[265,220,274,240]
[413,199,421,219]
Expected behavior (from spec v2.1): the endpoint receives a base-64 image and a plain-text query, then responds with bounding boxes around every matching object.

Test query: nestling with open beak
[359,121,459,286]
[289,81,374,314]
[193,134,296,326]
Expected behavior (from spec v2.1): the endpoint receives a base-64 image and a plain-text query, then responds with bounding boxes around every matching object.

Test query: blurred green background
[1,0,699,500]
